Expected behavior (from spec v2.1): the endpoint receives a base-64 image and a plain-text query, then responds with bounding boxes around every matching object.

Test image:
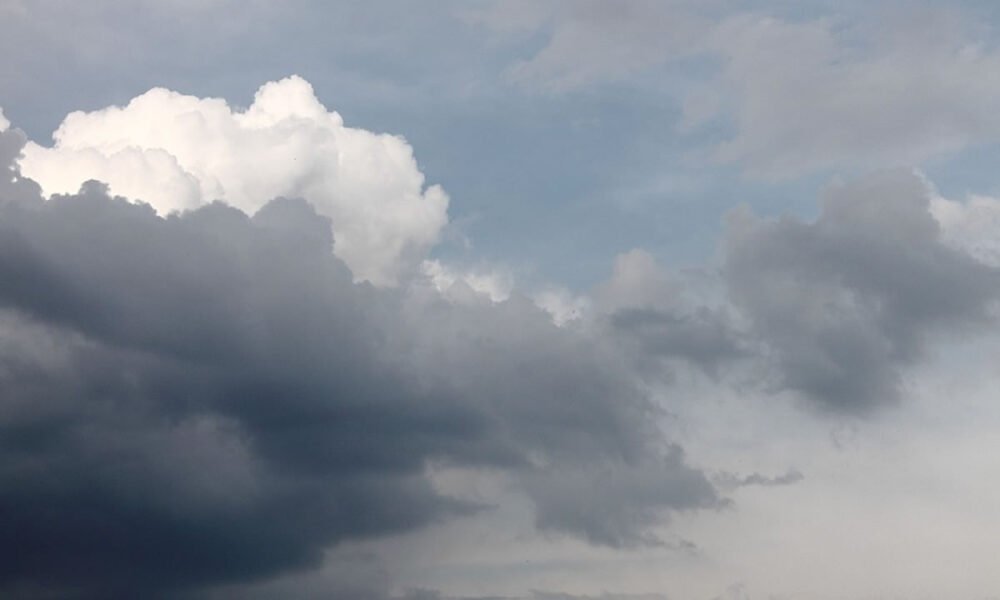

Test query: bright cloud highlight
[17,76,449,286]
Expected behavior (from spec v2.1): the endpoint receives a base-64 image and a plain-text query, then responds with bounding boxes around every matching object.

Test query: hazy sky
[3,1,1000,599]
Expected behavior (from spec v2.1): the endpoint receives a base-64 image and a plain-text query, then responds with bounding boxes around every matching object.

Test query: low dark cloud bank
[0,129,719,598]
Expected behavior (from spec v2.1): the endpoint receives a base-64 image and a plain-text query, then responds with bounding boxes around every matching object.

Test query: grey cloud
[478,3,1000,176]
[0,134,720,597]
[0,128,40,206]
[710,583,751,600]
[527,594,667,600]
[608,308,744,375]
[474,0,714,91]
[705,8,1000,177]
[392,591,668,600]
[713,470,803,491]
[594,250,745,376]
[521,448,721,548]
[588,169,1000,415]
[210,558,672,600]
[723,169,1000,412]
[735,470,803,487]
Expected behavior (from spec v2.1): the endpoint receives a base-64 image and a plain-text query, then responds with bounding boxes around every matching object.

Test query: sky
[3,1,1000,598]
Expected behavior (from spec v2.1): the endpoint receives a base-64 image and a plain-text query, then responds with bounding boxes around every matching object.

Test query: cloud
[0,128,41,207]
[710,583,751,600]
[481,3,1000,177]
[421,259,513,303]
[370,589,670,600]
[16,76,449,286]
[713,470,803,491]
[931,189,1000,267]
[0,128,719,597]
[701,9,1000,177]
[531,287,590,326]
[594,250,744,376]
[723,169,1000,411]
[526,594,667,600]
[521,447,721,547]
[593,250,683,314]
[571,171,1000,419]
[0,187,469,598]
[494,0,710,91]
[608,308,743,376]
[268,588,671,600]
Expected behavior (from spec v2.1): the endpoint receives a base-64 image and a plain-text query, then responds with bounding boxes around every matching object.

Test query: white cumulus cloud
[17,76,449,286]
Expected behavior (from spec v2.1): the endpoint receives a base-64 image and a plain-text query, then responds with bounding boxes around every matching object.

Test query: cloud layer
[0,125,719,597]
[480,3,1000,177]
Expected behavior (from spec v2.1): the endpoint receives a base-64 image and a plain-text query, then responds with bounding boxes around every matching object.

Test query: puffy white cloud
[0,108,8,132]
[17,76,449,286]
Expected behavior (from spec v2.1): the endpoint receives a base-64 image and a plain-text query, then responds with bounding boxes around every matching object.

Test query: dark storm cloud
[0,129,720,598]
[723,170,1000,412]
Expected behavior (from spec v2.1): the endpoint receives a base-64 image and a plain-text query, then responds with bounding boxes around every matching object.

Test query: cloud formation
[578,173,1000,415]
[702,10,1000,177]
[16,76,449,285]
[521,448,719,547]
[723,170,1000,411]
[594,250,744,376]
[0,126,719,597]
[481,3,1000,177]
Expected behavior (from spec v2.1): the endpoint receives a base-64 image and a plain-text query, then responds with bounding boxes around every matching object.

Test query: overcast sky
[4,1,1000,599]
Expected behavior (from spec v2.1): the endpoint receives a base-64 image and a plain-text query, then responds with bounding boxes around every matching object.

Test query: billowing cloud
[723,169,1000,411]
[16,76,449,285]
[576,173,1000,414]
[0,128,719,597]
